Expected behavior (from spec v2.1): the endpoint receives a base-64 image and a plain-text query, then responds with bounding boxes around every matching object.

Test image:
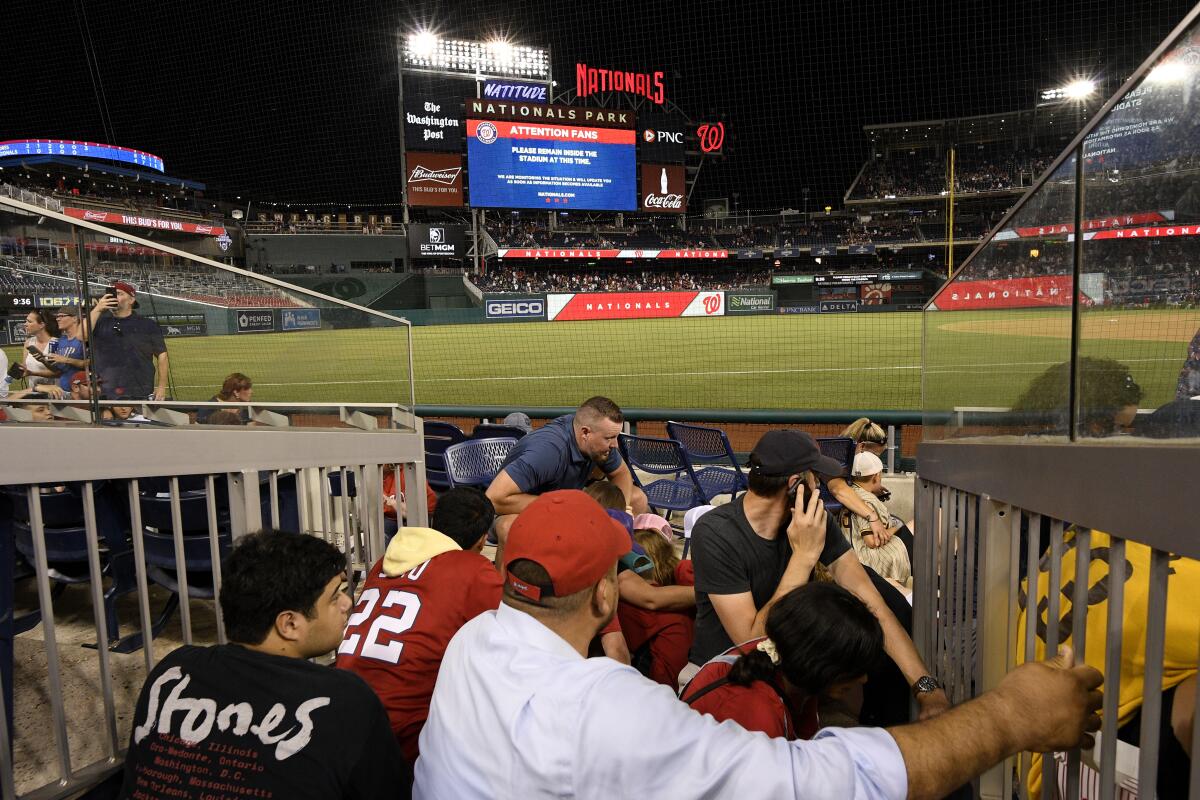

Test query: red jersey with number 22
[335,550,502,762]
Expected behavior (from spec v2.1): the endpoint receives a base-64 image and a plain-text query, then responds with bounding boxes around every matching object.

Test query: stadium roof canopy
[863,104,1093,150]
[0,153,205,190]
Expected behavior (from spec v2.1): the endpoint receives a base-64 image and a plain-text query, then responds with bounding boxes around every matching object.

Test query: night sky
[4,0,1193,210]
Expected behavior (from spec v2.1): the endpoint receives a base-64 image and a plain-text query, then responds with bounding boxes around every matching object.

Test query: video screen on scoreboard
[467,119,636,211]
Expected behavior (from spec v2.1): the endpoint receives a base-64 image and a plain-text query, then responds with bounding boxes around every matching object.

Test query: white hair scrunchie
[755,638,781,665]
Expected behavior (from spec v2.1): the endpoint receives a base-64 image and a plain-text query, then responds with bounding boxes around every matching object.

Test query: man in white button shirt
[415,489,1102,800]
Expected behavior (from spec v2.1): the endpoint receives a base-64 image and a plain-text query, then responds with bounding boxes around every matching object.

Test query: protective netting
[2,1,1194,412]
[925,16,1200,438]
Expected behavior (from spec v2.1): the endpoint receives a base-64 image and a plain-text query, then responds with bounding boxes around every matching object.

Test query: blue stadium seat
[444,437,518,489]
[423,421,468,491]
[5,484,135,647]
[471,423,528,440]
[616,434,706,515]
[113,474,297,653]
[665,421,748,502]
[815,436,856,512]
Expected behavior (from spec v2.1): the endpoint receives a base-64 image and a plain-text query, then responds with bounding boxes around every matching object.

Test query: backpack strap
[681,654,795,738]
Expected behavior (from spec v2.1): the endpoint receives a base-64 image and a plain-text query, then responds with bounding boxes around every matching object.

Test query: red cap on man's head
[503,490,631,603]
[113,281,137,296]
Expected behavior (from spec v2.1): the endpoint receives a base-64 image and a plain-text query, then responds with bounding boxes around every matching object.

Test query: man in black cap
[687,429,951,720]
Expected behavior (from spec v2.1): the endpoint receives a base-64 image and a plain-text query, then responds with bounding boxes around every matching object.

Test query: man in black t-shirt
[688,430,952,721]
[86,282,169,400]
[121,530,403,800]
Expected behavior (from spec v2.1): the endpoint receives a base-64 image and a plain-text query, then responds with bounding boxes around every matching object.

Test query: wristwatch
[911,675,942,698]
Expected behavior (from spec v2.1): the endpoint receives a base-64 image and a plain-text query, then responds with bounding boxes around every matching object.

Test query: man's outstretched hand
[994,646,1103,753]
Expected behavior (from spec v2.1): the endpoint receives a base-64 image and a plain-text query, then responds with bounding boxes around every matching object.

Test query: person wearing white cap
[843,452,913,587]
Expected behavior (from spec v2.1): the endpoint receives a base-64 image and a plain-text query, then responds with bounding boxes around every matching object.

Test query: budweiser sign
[65,207,226,236]
[405,152,464,207]
[409,165,461,184]
[640,164,686,213]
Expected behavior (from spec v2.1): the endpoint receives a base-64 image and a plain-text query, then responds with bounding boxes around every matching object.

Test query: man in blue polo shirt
[487,396,648,562]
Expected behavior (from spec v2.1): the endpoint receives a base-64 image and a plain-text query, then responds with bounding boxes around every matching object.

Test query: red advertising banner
[495,248,728,259]
[548,291,724,321]
[1086,224,1200,241]
[931,275,1082,310]
[860,282,893,305]
[65,207,226,236]
[1011,211,1170,238]
[466,119,636,145]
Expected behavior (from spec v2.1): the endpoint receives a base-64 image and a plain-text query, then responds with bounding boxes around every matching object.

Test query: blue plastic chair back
[141,529,231,571]
[443,438,518,488]
[472,423,528,440]
[616,434,706,513]
[423,421,468,491]
[816,437,855,478]
[665,421,748,500]
[139,491,228,535]
[815,436,856,510]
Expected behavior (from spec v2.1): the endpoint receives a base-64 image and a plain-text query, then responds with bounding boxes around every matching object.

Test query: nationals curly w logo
[697,122,725,153]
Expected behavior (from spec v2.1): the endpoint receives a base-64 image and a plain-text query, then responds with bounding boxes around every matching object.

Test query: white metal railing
[0,418,430,799]
[913,439,1200,800]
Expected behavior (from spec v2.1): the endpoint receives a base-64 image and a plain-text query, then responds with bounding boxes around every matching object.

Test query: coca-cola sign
[640,164,686,214]
[405,151,464,207]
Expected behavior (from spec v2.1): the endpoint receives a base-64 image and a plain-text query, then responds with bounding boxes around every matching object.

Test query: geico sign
[486,300,545,318]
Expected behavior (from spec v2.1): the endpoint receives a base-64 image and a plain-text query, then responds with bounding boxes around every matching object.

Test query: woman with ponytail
[680,582,883,739]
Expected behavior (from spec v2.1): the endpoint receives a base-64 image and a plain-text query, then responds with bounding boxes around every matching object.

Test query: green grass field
[5,308,1195,411]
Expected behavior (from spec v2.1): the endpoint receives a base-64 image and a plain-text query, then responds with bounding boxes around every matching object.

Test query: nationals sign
[547,291,724,321]
[930,275,1084,310]
[495,248,728,259]
[65,207,226,236]
[575,63,666,104]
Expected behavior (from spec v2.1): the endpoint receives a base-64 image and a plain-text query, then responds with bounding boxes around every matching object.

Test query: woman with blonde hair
[841,417,887,456]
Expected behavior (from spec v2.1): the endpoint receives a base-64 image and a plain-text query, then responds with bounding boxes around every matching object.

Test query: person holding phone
[20,308,60,389]
[83,282,170,401]
[686,429,951,722]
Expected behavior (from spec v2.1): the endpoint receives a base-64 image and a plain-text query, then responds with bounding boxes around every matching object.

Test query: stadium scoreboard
[467,119,637,210]
[0,294,36,310]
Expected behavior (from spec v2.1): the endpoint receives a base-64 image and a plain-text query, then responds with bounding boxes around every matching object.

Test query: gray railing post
[976,496,1017,800]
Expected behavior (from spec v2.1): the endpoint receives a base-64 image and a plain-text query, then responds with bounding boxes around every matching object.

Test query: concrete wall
[244,234,409,271]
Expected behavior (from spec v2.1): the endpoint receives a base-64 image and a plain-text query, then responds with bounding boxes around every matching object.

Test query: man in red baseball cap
[413,493,1103,800]
[83,280,170,400]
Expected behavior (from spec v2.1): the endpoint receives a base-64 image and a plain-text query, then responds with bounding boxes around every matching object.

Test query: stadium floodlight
[1040,78,1097,103]
[402,34,550,80]
[1063,79,1096,99]
[408,30,438,58]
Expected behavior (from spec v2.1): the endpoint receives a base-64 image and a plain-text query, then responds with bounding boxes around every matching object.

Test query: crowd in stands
[1,256,302,308]
[101,397,1129,800]
[472,267,771,293]
[851,143,1060,200]
[489,214,991,252]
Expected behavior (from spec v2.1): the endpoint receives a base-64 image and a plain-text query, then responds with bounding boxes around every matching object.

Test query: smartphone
[787,476,814,508]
